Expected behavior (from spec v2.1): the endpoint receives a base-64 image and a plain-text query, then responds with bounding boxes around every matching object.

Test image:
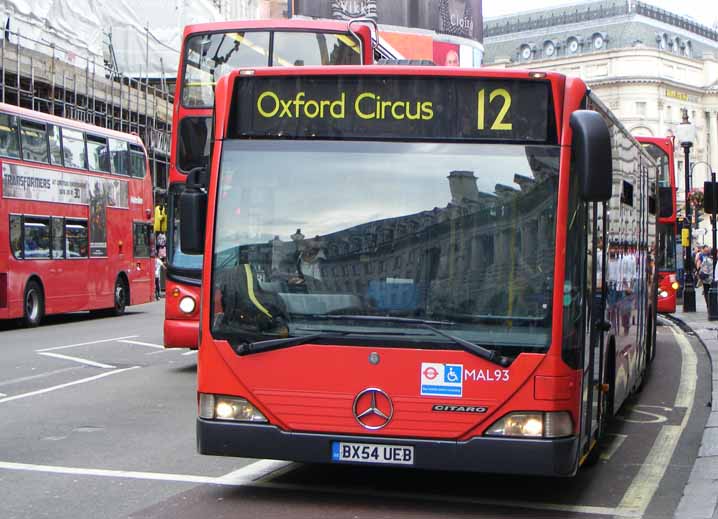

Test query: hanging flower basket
[688,188,704,209]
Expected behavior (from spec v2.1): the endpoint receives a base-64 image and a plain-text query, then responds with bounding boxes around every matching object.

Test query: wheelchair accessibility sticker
[420,362,463,397]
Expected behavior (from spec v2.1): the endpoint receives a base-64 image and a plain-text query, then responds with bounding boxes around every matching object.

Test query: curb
[662,313,718,519]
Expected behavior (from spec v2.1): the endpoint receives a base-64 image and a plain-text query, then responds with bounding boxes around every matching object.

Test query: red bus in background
[638,136,678,313]
[164,19,375,349]
[184,66,658,475]
[0,103,154,326]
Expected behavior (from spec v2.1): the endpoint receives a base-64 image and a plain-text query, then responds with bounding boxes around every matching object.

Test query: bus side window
[133,222,151,258]
[87,134,110,173]
[66,220,88,258]
[129,144,146,178]
[20,119,49,163]
[23,217,51,259]
[109,139,129,175]
[48,125,63,166]
[51,217,65,259]
[0,113,20,158]
[62,128,86,169]
[10,214,23,259]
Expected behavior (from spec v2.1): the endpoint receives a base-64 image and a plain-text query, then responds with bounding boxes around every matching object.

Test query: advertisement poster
[294,0,483,43]
[433,40,461,66]
[2,163,129,257]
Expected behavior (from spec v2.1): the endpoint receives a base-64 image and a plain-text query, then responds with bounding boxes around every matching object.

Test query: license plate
[331,441,414,465]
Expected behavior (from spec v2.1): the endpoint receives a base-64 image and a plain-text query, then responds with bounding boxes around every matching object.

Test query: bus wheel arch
[23,276,45,327]
[112,273,130,316]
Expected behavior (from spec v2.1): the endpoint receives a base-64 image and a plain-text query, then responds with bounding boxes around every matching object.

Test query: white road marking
[37,352,116,369]
[117,339,164,349]
[251,481,639,517]
[0,367,139,404]
[36,335,139,353]
[181,350,197,356]
[0,393,5,397]
[600,433,628,461]
[0,367,81,387]
[0,458,636,516]
[617,321,696,517]
[0,459,292,487]
[214,460,293,485]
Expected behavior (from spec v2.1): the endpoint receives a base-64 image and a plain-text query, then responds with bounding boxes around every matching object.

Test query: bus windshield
[211,140,559,353]
[182,31,362,108]
[642,142,670,188]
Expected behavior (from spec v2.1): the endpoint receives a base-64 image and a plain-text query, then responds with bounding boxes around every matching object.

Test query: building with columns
[483,0,718,242]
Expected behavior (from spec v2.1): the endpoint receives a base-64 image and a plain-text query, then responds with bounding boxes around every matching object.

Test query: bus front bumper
[163,318,199,349]
[197,419,579,476]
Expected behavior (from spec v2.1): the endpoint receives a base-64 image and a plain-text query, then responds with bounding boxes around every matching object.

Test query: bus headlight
[485,411,572,438]
[671,282,680,290]
[179,296,196,314]
[199,394,267,422]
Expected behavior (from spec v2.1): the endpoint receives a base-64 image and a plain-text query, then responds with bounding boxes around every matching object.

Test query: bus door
[583,201,609,449]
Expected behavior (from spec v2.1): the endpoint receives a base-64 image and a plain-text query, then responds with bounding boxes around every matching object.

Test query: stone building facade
[483,0,718,241]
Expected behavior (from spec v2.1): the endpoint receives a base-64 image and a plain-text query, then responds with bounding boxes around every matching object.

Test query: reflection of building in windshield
[216,163,557,322]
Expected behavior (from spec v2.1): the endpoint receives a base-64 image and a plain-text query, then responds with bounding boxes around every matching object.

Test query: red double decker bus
[0,103,154,326]
[183,66,658,475]
[638,136,678,313]
[165,19,376,348]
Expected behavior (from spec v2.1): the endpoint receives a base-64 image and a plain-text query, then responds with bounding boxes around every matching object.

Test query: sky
[483,0,718,29]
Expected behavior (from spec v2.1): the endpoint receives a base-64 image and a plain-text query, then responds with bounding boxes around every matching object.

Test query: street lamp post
[710,169,718,320]
[676,108,696,312]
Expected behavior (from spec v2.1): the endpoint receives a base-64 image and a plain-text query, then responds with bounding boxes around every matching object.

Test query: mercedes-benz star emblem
[352,388,394,430]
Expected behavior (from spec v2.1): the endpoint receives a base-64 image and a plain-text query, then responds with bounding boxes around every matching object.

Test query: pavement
[671,292,718,519]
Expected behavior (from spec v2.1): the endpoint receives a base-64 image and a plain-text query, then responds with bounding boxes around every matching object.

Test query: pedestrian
[698,246,714,309]
[155,256,166,300]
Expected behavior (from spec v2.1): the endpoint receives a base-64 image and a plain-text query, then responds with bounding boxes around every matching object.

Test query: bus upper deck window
[129,144,146,178]
[272,32,361,66]
[87,134,111,173]
[62,128,86,169]
[109,139,130,176]
[0,113,20,158]
[20,119,49,164]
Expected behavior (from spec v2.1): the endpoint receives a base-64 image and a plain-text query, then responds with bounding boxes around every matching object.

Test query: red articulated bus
[638,136,678,313]
[183,66,658,475]
[165,19,376,349]
[0,103,154,326]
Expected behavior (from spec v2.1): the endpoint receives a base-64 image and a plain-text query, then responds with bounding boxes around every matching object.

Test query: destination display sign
[230,76,555,143]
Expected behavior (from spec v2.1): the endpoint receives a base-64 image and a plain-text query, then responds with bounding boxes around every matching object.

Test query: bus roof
[0,102,147,149]
[182,18,365,38]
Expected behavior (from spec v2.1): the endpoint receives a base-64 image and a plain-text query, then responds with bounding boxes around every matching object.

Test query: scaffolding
[0,27,173,200]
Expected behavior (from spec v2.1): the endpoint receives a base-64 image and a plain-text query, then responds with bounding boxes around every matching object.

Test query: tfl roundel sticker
[420,362,463,397]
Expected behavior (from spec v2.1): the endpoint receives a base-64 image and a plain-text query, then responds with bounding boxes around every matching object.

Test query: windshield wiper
[312,314,455,326]
[420,324,512,367]
[235,333,331,356]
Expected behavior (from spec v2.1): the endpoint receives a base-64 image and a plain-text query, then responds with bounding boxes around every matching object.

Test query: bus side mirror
[180,167,208,255]
[570,110,613,202]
